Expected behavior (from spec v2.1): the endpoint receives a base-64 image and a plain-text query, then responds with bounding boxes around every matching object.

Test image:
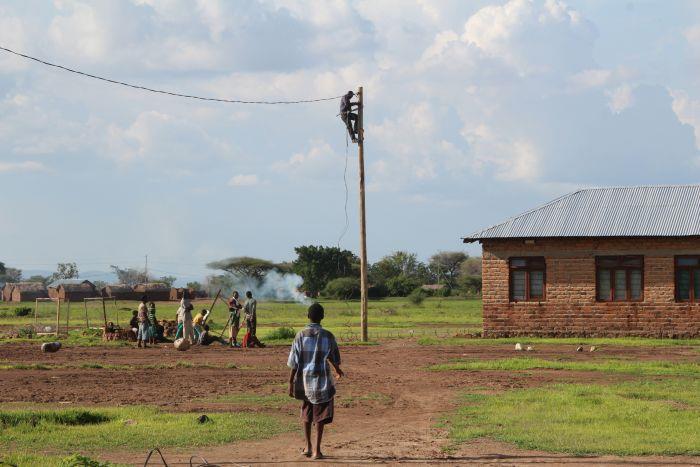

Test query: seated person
[198,324,218,346]
[127,310,139,341]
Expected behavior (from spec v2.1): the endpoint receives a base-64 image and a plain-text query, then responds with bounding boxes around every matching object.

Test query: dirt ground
[0,340,698,466]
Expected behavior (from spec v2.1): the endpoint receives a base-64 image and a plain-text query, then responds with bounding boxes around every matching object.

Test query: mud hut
[10,282,49,302]
[2,283,15,302]
[133,282,171,301]
[48,280,99,302]
[102,284,139,300]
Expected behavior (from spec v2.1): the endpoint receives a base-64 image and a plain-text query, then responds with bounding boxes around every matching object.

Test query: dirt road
[0,340,698,465]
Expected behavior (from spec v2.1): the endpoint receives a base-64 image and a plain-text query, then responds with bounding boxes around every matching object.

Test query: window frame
[674,255,700,303]
[595,255,644,303]
[509,256,546,302]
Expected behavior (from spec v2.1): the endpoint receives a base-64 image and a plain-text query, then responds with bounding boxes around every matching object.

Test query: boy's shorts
[301,398,334,425]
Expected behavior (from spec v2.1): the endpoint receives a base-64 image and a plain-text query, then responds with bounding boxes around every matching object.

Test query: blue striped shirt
[287,323,341,404]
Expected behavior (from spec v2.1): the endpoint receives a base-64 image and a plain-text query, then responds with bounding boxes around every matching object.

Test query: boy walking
[287,303,343,460]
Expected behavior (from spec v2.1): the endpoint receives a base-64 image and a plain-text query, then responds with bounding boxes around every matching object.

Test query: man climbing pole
[340,90,359,143]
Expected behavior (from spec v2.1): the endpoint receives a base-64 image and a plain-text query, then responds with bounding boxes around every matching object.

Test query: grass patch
[449,379,700,455]
[0,406,289,453]
[264,326,296,341]
[0,453,118,467]
[210,393,292,408]
[432,357,700,376]
[419,336,700,347]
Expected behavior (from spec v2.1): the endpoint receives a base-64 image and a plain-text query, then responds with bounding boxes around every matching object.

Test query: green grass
[0,360,240,371]
[0,406,289,454]
[0,297,483,340]
[431,357,700,376]
[449,379,700,455]
[0,453,121,467]
[419,336,700,347]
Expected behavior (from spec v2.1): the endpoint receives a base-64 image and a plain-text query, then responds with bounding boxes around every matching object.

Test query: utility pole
[357,86,369,342]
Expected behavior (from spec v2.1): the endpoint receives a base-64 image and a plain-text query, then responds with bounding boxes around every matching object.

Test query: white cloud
[0,161,47,174]
[671,89,700,149]
[273,140,343,178]
[228,174,259,187]
[607,84,634,113]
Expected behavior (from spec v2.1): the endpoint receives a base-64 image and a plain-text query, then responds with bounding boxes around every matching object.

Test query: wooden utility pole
[357,86,369,342]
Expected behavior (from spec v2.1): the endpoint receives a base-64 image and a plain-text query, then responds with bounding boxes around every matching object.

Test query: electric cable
[0,46,342,105]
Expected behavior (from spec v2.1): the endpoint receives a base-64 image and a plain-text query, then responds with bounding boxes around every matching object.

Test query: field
[0,298,698,465]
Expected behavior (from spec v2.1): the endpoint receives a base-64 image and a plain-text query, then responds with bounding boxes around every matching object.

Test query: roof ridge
[463,188,584,240]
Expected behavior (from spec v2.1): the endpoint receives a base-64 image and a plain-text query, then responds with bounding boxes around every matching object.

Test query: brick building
[464,185,700,338]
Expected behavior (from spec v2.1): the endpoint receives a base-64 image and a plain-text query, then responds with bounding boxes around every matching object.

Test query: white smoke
[209,271,310,304]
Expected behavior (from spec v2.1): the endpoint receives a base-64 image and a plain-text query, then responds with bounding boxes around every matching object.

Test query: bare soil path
[0,340,698,465]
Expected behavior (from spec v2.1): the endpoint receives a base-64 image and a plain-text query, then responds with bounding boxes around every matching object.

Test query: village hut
[102,284,139,300]
[133,282,171,301]
[1,283,15,302]
[48,280,99,302]
[169,287,189,301]
[10,282,49,302]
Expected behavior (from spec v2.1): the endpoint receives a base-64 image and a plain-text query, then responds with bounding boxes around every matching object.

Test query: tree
[204,274,235,296]
[186,281,202,291]
[0,262,22,283]
[92,280,107,290]
[369,251,429,285]
[385,274,422,296]
[49,262,79,283]
[292,245,358,296]
[429,251,468,289]
[159,276,177,287]
[27,275,50,286]
[322,277,361,300]
[110,265,149,287]
[460,257,482,276]
[207,257,276,282]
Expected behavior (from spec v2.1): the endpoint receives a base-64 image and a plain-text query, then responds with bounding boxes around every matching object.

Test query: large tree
[49,262,79,283]
[159,275,177,288]
[207,257,276,282]
[369,251,429,286]
[110,265,149,287]
[292,245,358,296]
[0,262,22,283]
[429,251,468,289]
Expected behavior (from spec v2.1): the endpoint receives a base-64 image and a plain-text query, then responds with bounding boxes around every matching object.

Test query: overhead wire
[0,45,343,105]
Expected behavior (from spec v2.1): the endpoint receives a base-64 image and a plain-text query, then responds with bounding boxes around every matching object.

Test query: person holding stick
[227,291,243,348]
[243,290,265,348]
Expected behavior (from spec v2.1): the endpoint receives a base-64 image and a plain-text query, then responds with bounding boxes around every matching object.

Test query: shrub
[385,275,421,297]
[407,287,427,305]
[13,307,31,317]
[265,327,296,340]
[368,283,389,299]
[323,277,360,300]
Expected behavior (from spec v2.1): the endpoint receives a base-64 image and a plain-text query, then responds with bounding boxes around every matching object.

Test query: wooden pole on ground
[357,86,369,342]
[206,289,222,325]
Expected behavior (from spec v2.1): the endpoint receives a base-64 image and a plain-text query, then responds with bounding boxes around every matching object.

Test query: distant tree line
[205,245,482,300]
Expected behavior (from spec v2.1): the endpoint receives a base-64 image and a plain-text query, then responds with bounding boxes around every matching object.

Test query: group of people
[129,298,163,347]
[129,289,266,348]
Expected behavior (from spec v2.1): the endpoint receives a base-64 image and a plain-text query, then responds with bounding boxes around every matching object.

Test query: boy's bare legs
[313,423,325,459]
[302,422,312,457]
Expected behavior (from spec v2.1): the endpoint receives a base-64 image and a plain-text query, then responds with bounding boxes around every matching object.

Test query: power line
[0,45,343,105]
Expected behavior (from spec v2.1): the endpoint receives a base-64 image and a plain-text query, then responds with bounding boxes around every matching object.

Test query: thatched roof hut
[102,284,139,300]
[133,282,171,301]
[48,280,99,301]
[10,282,49,302]
[2,283,15,302]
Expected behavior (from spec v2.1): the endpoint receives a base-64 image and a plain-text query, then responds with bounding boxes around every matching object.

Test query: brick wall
[482,237,700,337]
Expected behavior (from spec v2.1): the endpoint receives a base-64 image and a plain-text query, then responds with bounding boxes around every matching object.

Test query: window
[595,256,643,302]
[509,257,545,302]
[675,256,700,302]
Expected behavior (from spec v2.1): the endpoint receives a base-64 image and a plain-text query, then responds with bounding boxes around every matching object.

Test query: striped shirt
[287,323,341,404]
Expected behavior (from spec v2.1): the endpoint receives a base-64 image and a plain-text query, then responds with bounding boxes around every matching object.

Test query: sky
[1,0,700,285]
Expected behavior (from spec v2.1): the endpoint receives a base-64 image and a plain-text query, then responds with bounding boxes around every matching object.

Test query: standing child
[147,302,157,345]
[288,303,343,460]
[136,296,149,348]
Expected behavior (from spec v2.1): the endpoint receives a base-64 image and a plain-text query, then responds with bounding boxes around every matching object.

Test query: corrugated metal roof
[464,185,700,242]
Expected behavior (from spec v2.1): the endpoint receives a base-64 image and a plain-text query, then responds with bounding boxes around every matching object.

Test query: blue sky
[1,0,699,284]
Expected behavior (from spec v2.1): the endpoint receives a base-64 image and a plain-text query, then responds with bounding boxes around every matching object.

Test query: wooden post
[357,86,369,342]
[102,298,108,329]
[55,299,60,337]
